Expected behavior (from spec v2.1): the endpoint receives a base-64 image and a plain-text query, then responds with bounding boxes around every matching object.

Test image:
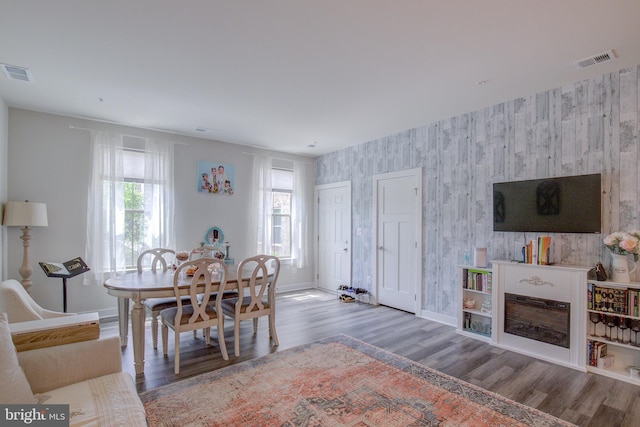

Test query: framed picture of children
[197,161,235,195]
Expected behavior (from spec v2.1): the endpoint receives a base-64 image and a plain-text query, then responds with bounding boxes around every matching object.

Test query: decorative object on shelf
[588,262,608,281]
[473,247,487,268]
[2,201,48,292]
[609,253,636,283]
[603,230,640,282]
[205,226,224,246]
[224,242,230,260]
[480,299,492,315]
[630,319,640,347]
[463,298,475,309]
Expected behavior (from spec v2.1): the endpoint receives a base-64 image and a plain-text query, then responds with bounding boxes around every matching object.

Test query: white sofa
[1,313,146,426]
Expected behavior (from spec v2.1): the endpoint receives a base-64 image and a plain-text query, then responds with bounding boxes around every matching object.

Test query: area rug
[140,334,575,427]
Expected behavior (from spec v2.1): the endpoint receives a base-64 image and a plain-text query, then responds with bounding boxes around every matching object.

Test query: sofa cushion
[40,372,146,427]
[0,312,36,404]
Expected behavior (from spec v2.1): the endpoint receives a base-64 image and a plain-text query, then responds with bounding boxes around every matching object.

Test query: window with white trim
[123,149,146,269]
[271,168,293,258]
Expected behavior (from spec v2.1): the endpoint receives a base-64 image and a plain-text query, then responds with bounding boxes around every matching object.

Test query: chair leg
[269,314,279,346]
[234,319,241,357]
[204,327,211,345]
[161,324,169,357]
[253,317,258,334]
[218,316,228,360]
[174,330,181,375]
[151,313,159,350]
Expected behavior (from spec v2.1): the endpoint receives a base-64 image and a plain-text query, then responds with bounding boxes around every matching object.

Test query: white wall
[0,96,7,280]
[7,109,315,317]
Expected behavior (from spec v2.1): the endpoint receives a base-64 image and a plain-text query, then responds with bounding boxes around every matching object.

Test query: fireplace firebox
[504,293,570,348]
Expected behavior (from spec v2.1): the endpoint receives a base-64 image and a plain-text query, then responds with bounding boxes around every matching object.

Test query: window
[271,168,293,258]
[123,150,146,268]
[250,155,308,268]
[85,131,174,285]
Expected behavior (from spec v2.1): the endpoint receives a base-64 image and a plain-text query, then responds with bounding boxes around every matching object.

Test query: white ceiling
[1,1,639,157]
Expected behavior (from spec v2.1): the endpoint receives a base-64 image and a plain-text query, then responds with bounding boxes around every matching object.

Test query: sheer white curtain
[249,155,310,268]
[248,155,273,254]
[84,131,175,285]
[85,131,125,285]
[143,138,175,251]
[291,160,309,268]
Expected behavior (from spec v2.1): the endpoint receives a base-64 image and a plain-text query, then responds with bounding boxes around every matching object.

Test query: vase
[610,253,636,283]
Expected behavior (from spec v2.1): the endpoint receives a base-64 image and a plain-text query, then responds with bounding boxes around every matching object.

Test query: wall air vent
[573,50,616,69]
[0,63,34,82]
[194,127,219,134]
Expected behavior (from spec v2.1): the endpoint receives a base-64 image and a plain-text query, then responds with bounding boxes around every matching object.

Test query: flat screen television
[493,173,601,233]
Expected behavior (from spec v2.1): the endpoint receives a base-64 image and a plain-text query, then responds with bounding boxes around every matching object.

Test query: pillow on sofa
[0,312,36,404]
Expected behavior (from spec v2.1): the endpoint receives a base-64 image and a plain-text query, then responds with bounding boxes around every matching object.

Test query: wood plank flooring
[100,289,640,427]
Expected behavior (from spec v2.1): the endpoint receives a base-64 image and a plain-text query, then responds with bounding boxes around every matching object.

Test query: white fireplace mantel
[492,260,590,371]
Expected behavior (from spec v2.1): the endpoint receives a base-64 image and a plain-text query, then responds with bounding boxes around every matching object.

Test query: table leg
[117,297,129,347]
[131,298,146,375]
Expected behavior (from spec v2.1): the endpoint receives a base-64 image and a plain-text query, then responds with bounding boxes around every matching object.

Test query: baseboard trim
[418,310,457,327]
[276,282,314,293]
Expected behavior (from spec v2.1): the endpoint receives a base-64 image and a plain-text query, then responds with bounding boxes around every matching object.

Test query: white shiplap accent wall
[315,65,640,320]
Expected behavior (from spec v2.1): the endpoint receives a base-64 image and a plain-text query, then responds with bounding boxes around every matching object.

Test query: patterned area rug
[140,334,575,426]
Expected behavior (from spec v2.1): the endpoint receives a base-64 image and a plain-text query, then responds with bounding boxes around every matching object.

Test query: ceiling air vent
[573,50,616,69]
[0,63,34,82]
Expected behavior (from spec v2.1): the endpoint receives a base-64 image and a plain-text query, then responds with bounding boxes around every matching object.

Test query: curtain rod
[69,125,189,146]
[241,151,313,164]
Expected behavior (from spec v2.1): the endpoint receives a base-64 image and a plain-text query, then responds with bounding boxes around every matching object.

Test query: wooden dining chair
[220,255,280,357]
[160,258,229,374]
[138,248,187,350]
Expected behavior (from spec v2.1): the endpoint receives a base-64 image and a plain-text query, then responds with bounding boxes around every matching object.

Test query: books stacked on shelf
[587,283,639,316]
[521,236,552,265]
[462,269,492,293]
[588,341,613,368]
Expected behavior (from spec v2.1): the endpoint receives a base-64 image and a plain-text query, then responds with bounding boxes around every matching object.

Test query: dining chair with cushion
[160,258,229,374]
[0,279,76,323]
[220,255,280,357]
[138,248,187,350]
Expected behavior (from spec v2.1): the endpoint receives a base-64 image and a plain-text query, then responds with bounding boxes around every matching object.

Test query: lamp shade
[2,201,48,227]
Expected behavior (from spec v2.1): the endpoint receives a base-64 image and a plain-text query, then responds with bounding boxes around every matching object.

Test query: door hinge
[414,187,418,195]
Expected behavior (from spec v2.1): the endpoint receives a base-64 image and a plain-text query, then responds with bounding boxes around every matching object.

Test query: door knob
[377,246,384,250]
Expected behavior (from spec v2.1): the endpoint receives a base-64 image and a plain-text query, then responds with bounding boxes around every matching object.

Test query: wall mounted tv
[493,173,602,233]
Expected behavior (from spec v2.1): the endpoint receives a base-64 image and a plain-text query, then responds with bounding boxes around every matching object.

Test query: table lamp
[2,200,48,292]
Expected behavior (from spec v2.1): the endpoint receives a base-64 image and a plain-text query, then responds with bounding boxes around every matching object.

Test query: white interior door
[374,168,422,313]
[315,181,351,293]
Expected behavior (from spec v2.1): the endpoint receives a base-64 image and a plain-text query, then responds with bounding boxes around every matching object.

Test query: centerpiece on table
[603,230,640,282]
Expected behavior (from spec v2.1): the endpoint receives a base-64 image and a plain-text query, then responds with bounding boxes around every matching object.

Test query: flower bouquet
[603,231,640,261]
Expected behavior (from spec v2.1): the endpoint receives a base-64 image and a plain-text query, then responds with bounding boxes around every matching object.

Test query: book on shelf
[587,284,640,316]
[463,269,491,293]
[521,236,552,265]
[588,341,609,367]
[39,257,90,278]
